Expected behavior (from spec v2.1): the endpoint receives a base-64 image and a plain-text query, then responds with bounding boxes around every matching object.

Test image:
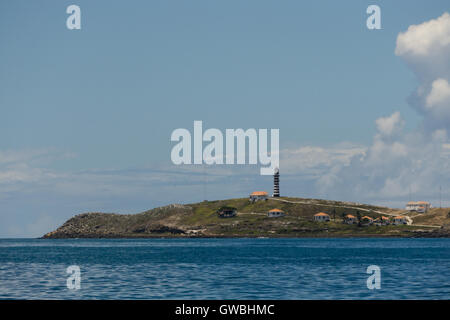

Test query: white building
[392,216,408,225]
[314,212,330,222]
[250,191,268,202]
[406,201,431,213]
[268,209,285,217]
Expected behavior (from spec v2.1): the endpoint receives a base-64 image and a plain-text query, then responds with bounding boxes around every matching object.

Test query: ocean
[0,238,449,300]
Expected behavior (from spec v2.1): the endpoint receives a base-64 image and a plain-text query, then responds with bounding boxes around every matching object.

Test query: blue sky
[1,1,450,237]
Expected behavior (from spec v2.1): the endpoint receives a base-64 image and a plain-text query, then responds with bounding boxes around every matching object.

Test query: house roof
[269,209,284,213]
[394,216,405,219]
[381,216,389,220]
[314,212,329,217]
[408,201,430,205]
[345,214,356,218]
[251,191,268,196]
[361,216,373,220]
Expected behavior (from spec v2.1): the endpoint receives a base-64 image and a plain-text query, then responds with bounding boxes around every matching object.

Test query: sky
[1,0,449,237]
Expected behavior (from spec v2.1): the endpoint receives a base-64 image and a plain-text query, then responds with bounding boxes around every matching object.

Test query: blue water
[0,238,449,299]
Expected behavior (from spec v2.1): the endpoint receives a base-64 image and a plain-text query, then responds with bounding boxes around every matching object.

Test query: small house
[374,216,390,226]
[344,214,356,224]
[314,212,330,222]
[250,191,268,202]
[392,216,408,225]
[217,206,237,218]
[268,208,285,217]
[361,216,373,226]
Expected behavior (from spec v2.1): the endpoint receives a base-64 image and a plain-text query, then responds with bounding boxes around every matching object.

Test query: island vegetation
[42,197,450,239]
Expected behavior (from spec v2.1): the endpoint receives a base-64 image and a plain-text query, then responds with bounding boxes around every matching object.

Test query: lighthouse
[273,167,280,197]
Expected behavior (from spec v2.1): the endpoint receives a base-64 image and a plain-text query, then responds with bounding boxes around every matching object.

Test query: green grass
[44,197,445,238]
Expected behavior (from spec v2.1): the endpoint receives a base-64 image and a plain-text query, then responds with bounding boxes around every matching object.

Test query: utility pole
[440,185,442,209]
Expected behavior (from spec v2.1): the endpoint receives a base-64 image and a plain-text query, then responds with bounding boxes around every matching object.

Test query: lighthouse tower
[273,167,280,197]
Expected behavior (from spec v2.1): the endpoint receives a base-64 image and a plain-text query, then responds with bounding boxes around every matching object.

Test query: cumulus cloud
[375,111,404,137]
[395,12,450,58]
[395,12,450,128]
[280,109,450,208]
[425,78,450,116]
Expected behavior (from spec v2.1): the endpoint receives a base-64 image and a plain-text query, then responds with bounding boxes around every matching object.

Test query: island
[42,197,450,238]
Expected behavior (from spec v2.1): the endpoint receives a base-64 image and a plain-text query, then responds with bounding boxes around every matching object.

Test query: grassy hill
[42,197,450,238]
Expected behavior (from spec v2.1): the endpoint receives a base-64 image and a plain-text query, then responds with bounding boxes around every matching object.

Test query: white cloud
[395,12,450,127]
[425,78,450,115]
[365,112,408,166]
[280,144,366,174]
[375,111,404,137]
[279,109,450,207]
[395,12,450,57]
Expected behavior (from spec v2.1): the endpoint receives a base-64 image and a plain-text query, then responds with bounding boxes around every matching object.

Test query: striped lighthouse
[273,167,280,197]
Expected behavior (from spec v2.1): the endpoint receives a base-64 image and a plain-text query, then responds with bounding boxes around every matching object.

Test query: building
[361,216,374,226]
[392,216,408,225]
[314,212,330,222]
[217,206,237,218]
[268,208,285,217]
[344,214,356,224]
[406,201,431,213]
[249,191,268,202]
[374,216,390,226]
[273,168,280,197]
